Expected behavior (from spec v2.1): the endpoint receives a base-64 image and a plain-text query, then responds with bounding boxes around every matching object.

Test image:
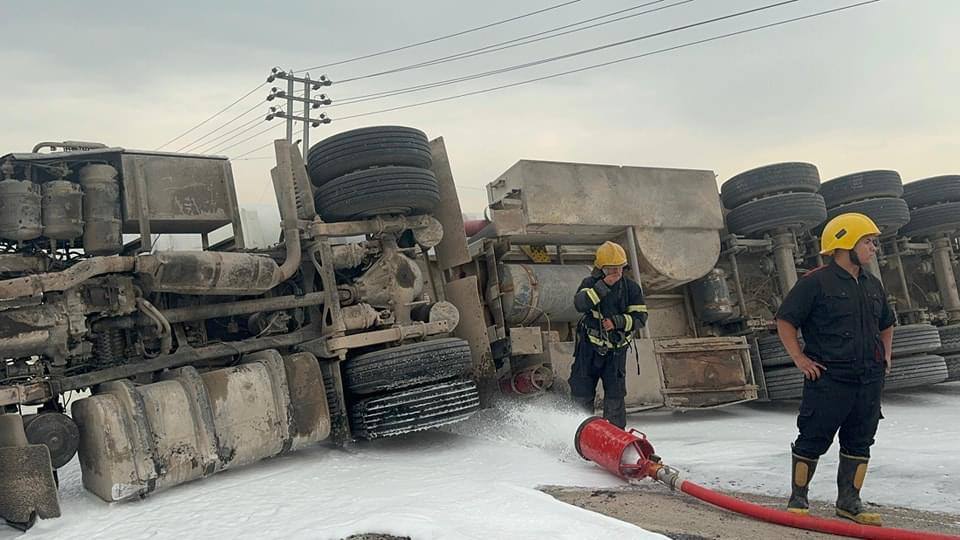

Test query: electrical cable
[335,0,689,85]
[155,82,266,150]
[227,1,878,158]
[333,1,878,122]
[330,0,799,109]
[297,0,584,71]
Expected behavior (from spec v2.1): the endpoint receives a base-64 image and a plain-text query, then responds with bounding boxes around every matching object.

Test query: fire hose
[573,417,960,540]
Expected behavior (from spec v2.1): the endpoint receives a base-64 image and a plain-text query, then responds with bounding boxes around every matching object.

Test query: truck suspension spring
[92,329,126,366]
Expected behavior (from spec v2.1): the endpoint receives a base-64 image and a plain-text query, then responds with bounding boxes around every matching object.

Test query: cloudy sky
[2,0,956,216]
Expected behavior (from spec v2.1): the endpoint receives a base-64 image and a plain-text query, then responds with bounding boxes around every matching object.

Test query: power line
[327,0,796,108]
[333,1,880,122]
[228,0,878,160]
[157,2,582,154]
[189,111,271,154]
[331,0,694,107]
[297,0,584,72]
[212,118,287,155]
[233,130,301,159]
[177,99,267,153]
[336,0,688,85]
[155,82,266,150]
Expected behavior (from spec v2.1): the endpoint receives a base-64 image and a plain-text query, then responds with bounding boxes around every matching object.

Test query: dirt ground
[543,483,960,539]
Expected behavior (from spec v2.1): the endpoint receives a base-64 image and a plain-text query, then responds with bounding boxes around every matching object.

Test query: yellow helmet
[819,213,881,255]
[594,241,628,268]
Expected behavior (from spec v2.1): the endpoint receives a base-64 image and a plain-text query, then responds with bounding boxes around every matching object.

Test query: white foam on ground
[19,395,663,540]
[13,383,960,538]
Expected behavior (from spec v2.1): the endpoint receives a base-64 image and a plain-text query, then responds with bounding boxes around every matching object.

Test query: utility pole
[265,68,333,153]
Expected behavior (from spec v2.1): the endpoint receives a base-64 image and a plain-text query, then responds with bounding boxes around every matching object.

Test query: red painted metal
[573,416,657,480]
[573,419,960,540]
[499,366,554,395]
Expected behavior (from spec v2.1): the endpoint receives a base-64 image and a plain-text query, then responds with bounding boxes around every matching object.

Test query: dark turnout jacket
[573,269,647,350]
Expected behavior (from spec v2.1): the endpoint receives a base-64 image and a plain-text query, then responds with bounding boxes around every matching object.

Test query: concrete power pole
[265,68,333,154]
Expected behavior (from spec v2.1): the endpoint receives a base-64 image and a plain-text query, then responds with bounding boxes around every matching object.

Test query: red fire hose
[574,417,960,540]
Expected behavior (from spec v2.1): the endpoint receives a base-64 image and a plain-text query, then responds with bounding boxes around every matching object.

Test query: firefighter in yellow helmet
[775,213,895,525]
[570,241,648,428]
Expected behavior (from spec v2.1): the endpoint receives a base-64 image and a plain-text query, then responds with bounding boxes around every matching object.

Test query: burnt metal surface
[40,180,84,240]
[690,268,735,324]
[120,152,235,234]
[79,164,122,254]
[444,276,496,404]
[484,160,723,291]
[653,337,758,409]
[136,251,282,296]
[500,263,591,325]
[0,179,42,241]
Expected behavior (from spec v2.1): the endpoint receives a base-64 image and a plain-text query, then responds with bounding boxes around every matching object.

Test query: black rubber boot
[787,450,818,515]
[835,453,882,526]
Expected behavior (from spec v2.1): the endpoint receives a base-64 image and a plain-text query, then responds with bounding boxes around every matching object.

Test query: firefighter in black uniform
[570,241,648,429]
[775,213,895,526]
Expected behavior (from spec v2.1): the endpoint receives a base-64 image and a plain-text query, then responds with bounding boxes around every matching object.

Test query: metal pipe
[272,142,302,283]
[61,327,323,393]
[771,231,798,295]
[158,292,326,324]
[0,255,135,301]
[625,227,651,339]
[310,214,437,238]
[728,253,748,318]
[0,326,326,407]
[931,235,960,321]
[137,298,172,355]
[890,241,914,310]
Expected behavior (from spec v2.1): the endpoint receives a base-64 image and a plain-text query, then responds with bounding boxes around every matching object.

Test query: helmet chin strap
[849,248,863,267]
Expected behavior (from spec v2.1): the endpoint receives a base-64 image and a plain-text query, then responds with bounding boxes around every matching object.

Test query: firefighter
[570,241,648,429]
[775,213,895,526]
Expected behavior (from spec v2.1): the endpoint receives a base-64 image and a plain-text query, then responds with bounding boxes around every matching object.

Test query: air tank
[0,179,42,241]
[41,180,84,240]
[499,264,592,325]
[690,267,734,324]
[78,164,122,255]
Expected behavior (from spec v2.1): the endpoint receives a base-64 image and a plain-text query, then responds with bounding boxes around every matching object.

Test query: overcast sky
[2,0,956,216]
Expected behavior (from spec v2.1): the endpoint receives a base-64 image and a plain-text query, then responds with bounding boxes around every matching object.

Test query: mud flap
[0,413,61,530]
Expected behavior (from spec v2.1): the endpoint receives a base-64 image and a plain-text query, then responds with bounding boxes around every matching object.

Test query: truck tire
[818,170,903,208]
[307,126,432,187]
[944,354,960,382]
[342,338,473,396]
[763,366,804,400]
[720,162,820,210]
[902,175,960,210]
[885,354,948,391]
[757,334,801,368]
[938,324,960,355]
[901,202,960,238]
[349,378,481,439]
[725,192,827,237]
[892,324,942,358]
[314,166,440,222]
[823,197,910,237]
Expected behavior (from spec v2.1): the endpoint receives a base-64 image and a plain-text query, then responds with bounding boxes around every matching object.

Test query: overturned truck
[0,128,764,530]
[0,132,487,529]
[462,160,759,412]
